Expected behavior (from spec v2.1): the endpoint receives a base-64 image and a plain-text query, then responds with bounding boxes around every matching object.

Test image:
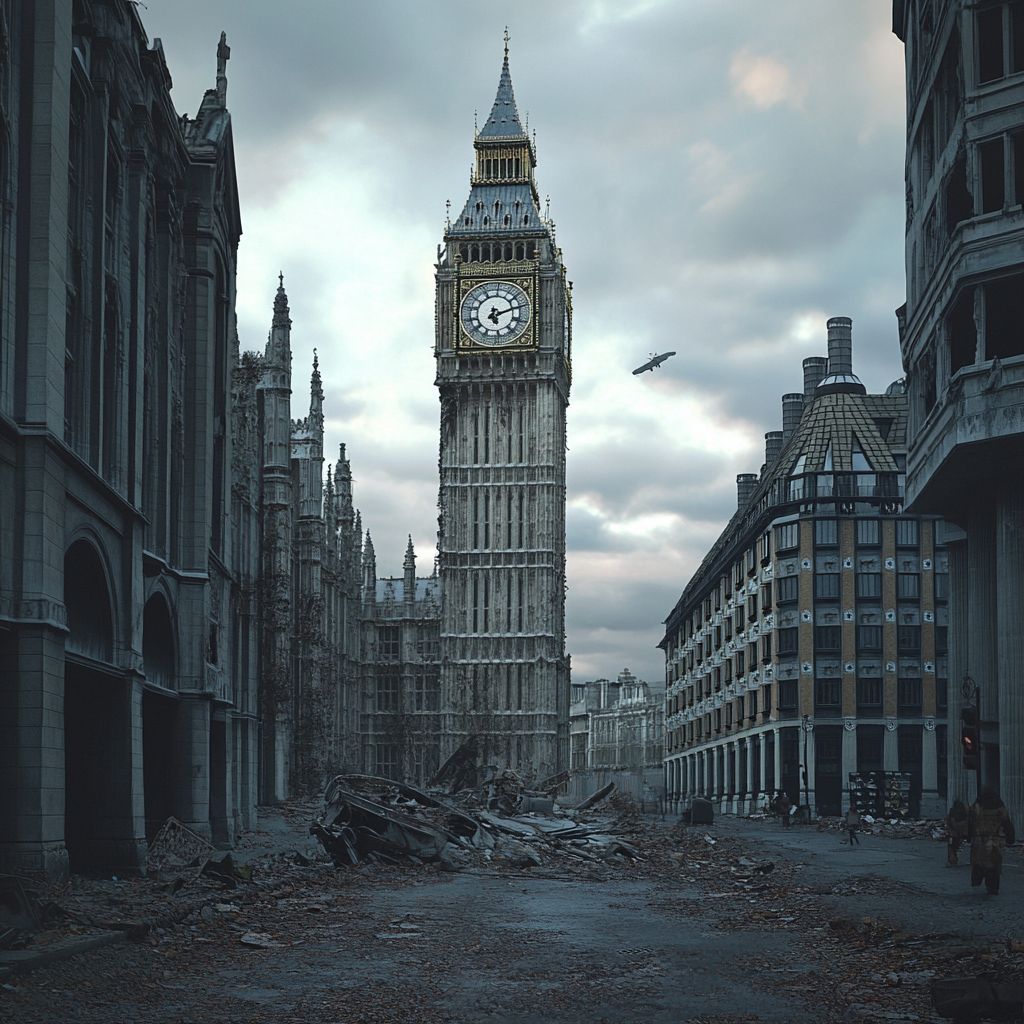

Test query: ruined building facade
[0,1,255,880]
[432,53,573,778]
[662,320,949,820]
[893,1,1024,827]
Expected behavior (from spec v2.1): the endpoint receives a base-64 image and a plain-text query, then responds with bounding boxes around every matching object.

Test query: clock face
[460,281,531,347]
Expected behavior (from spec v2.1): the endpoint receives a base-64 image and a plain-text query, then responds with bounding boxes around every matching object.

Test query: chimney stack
[782,393,804,443]
[803,356,828,398]
[737,473,758,509]
[826,316,853,376]
[765,430,783,467]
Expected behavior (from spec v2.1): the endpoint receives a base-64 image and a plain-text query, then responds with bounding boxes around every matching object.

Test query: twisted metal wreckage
[309,739,631,869]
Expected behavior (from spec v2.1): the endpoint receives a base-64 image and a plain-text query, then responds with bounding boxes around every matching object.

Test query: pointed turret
[216,31,230,107]
[309,349,324,429]
[479,48,526,139]
[362,530,377,604]
[449,42,544,240]
[266,273,292,371]
[403,535,416,602]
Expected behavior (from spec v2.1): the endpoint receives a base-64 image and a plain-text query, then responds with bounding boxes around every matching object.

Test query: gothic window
[515,242,524,260]
[376,670,400,713]
[517,574,524,631]
[503,215,511,228]
[473,576,479,632]
[473,493,479,549]
[506,575,512,631]
[518,492,524,547]
[378,626,400,660]
[523,215,530,226]
[375,743,400,780]
[413,671,439,711]
[506,492,513,546]
[484,492,490,548]
[483,216,489,226]
[483,574,490,631]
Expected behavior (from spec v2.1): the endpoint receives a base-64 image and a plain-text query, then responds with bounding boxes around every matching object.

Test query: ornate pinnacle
[273,272,290,327]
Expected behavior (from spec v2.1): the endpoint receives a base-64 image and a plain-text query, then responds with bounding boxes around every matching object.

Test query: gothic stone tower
[434,50,572,777]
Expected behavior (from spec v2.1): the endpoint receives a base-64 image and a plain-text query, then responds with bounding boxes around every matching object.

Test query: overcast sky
[142,0,908,685]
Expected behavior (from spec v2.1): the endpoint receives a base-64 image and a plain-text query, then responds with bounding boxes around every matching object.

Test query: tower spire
[479,43,525,139]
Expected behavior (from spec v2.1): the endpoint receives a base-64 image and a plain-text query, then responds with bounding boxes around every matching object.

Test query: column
[745,737,755,812]
[996,482,1024,826]
[173,694,212,839]
[967,507,998,794]
[947,540,969,803]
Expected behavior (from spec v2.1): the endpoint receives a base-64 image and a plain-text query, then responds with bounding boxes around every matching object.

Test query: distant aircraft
[632,351,676,375]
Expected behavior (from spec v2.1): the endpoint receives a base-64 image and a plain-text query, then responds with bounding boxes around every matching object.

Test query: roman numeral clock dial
[460,281,531,347]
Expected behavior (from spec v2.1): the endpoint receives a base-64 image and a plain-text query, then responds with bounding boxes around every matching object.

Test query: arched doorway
[142,594,177,841]
[63,540,122,874]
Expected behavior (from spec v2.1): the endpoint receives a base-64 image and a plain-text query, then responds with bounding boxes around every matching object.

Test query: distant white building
[570,669,664,771]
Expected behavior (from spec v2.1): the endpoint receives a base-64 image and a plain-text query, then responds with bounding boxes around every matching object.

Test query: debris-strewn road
[2,804,1022,1023]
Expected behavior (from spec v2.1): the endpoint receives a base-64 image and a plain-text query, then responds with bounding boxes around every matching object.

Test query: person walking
[945,800,969,866]
[844,804,861,845]
[968,788,1015,895]
[774,790,791,828]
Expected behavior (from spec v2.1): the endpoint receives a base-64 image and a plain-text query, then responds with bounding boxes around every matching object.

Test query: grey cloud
[141,0,907,682]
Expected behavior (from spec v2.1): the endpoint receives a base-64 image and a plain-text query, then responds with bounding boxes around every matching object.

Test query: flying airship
[632,351,676,375]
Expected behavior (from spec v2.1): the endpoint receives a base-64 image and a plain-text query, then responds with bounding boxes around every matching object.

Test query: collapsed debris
[310,762,643,872]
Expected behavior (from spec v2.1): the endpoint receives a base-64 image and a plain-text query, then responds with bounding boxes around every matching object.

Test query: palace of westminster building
[0,2,570,880]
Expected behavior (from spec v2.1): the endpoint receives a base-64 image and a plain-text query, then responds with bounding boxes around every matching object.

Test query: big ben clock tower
[434,42,571,776]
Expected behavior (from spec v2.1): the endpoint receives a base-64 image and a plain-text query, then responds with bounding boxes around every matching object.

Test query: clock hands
[487,305,503,324]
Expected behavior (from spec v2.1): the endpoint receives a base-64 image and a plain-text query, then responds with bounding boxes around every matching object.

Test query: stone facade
[432,53,572,777]
[893,1,1024,827]
[662,320,950,819]
[570,670,664,772]
[0,2,254,880]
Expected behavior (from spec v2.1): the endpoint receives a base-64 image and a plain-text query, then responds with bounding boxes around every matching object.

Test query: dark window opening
[980,137,1005,212]
[985,272,1024,360]
[857,678,883,710]
[858,626,882,651]
[778,628,799,655]
[1014,0,1024,72]
[978,6,1005,83]
[815,626,841,651]
[777,575,798,603]
[948,286,977,374]
[945,151,972,235]
[898,626,921,651]
[1014,134,1024,205]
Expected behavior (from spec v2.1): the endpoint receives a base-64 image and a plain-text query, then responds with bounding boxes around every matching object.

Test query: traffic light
[961,706,979,771]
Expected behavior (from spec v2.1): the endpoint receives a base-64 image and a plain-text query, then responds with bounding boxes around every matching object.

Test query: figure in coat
[968,789,1015,895]
[945,800,968,866]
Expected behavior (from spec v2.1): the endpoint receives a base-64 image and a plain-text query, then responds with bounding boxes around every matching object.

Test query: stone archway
[63,539,125,874]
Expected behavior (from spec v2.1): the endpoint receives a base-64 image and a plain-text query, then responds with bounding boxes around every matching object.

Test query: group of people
[945,789,1016,895]
[770,786,1015,896]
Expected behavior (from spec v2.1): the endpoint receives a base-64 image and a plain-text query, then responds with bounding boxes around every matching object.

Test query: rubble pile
[310,770,642,874]
[816,815,946,841]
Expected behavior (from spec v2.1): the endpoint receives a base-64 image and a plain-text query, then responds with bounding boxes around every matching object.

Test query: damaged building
[892,1,1024,827]
[662,320,950,820]
[0,1,253,880]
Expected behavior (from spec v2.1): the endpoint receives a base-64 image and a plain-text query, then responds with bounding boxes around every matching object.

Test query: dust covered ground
[2,801,1022,1023]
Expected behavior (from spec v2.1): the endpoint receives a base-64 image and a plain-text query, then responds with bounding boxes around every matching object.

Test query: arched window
[515,242,524,260]
[483,216,489,226]
[470,245,479,262]
[503,214,511,227]
[503,243,513,260]
[523,214,530,226]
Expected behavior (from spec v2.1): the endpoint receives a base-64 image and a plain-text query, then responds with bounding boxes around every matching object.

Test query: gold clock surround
[455,263,538,352]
